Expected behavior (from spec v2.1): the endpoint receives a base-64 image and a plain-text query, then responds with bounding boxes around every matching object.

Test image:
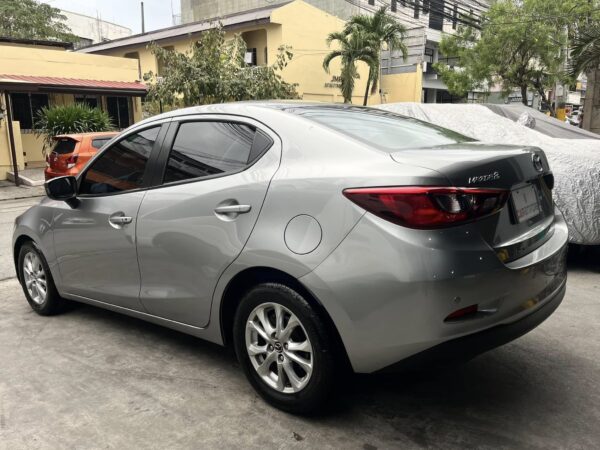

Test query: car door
[52,124,167,310]
[136,116,281,327]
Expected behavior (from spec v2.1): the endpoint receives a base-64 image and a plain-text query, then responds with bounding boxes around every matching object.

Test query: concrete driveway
[1,196,599,449]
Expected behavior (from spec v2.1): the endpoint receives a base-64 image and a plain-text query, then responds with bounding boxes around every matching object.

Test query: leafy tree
[0,0,76,42]
[343,7,408,105]
[143,27,298,108]
[323,30,378,103]
[435,0,596,112]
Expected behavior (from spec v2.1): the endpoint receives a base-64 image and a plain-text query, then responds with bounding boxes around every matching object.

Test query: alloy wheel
[23,252,48,305]
[245,302,313,394]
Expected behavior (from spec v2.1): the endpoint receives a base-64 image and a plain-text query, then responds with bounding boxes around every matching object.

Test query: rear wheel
[233,283,336,414]
[18,242,66,315]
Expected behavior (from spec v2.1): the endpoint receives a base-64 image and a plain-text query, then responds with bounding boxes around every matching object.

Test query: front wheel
[18,242,66,316]
[233,283,336,414]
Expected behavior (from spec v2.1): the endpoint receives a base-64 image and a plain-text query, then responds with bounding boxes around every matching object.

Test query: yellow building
[0,37,146,181]
[79,0,422,106]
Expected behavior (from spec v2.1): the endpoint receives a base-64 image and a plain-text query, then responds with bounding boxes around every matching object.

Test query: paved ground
[0,197,599,449]
[0,197,42,280]
[0,182,45,201]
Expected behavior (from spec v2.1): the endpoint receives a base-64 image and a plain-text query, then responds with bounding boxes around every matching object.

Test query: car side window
[163,121,261,184]
[79,126,160,195]
[91,138,111,150]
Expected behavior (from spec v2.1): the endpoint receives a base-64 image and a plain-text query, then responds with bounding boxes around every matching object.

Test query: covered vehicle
[376,103,600,245]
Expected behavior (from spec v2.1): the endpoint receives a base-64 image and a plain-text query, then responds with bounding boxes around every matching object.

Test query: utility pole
[141,2,146,33]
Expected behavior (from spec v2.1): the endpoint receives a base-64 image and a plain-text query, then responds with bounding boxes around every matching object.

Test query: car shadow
[51,243,595,447]
[567,243,600,272]
[71,299,589,446]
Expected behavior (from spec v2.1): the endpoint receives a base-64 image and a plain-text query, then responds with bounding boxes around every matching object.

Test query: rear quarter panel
[208,108,449,335]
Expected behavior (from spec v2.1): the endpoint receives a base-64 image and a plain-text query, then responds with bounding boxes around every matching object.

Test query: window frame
[74,94,100,109]
[10,92,49,131]
[106,96,133,129]
[151,115,276,189]
[76,120,171,198]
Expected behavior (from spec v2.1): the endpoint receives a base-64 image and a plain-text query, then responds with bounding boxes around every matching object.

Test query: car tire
[18,242,66,316]
[233,283,336,414]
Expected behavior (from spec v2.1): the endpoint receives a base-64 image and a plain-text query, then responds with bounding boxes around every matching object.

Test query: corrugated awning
[0,74,147,96]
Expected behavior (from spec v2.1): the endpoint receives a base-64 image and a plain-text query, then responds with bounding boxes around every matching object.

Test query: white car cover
[376,103,600,245]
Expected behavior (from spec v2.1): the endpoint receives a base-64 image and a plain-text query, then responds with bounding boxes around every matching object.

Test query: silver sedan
[13,103,568,413]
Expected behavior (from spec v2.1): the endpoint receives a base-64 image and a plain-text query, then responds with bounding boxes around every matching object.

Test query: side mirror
[45,176,78,201]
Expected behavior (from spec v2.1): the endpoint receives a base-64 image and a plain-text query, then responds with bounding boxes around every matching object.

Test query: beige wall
[0,120,25,181]
[0,45,140,81]
[381,66,423,103]
[272,0,371,103]
[20,133,45,165]
[242,29,268,66]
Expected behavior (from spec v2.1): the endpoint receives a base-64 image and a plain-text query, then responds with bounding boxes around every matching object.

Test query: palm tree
[344,7,408,105]
[570,26,600,77]
[323,30,378,103]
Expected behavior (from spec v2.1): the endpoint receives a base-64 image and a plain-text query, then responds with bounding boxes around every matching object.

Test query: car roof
[131,101,391,130]
[54,131,119,140]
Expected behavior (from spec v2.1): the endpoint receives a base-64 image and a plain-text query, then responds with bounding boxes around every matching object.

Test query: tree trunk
[520,85,528,106]
[363,67,372,106]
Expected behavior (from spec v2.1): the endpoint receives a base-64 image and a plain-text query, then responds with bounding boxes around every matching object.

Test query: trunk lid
[391,143,556,262]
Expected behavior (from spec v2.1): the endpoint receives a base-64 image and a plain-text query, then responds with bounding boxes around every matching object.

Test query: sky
[44,0,181,34]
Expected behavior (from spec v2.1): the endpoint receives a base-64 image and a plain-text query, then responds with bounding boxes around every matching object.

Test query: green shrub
[34,103,114,154]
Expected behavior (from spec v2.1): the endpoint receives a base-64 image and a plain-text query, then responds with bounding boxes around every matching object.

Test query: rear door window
[163,121,268,184]
[52,138,77,154]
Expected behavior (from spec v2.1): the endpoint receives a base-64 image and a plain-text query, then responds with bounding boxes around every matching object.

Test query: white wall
[62,10,132,45]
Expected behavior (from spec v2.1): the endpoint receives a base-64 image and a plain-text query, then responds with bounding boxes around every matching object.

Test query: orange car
[44,132,118,180]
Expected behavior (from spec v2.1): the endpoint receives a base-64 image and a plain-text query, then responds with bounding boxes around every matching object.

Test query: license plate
[511,184,541,223]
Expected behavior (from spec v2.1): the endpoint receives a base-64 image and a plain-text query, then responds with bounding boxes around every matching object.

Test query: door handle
[109,215,133,227]
[214,204,252,214]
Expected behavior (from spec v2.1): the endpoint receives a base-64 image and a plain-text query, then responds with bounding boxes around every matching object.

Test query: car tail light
[66,154,79,169]
[343,186,509,229]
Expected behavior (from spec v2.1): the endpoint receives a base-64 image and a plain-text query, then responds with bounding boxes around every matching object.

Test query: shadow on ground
[567,243,600,272]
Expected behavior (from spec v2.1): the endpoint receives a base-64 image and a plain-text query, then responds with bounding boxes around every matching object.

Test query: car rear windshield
[52,138,77,154]
[292,107,475,152]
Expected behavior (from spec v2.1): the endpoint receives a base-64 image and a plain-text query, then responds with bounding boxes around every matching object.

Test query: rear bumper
[377,277,566,372]
[300,207,568,373]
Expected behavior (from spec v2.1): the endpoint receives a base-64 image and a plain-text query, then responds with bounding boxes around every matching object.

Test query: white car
[568,111,581,126]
